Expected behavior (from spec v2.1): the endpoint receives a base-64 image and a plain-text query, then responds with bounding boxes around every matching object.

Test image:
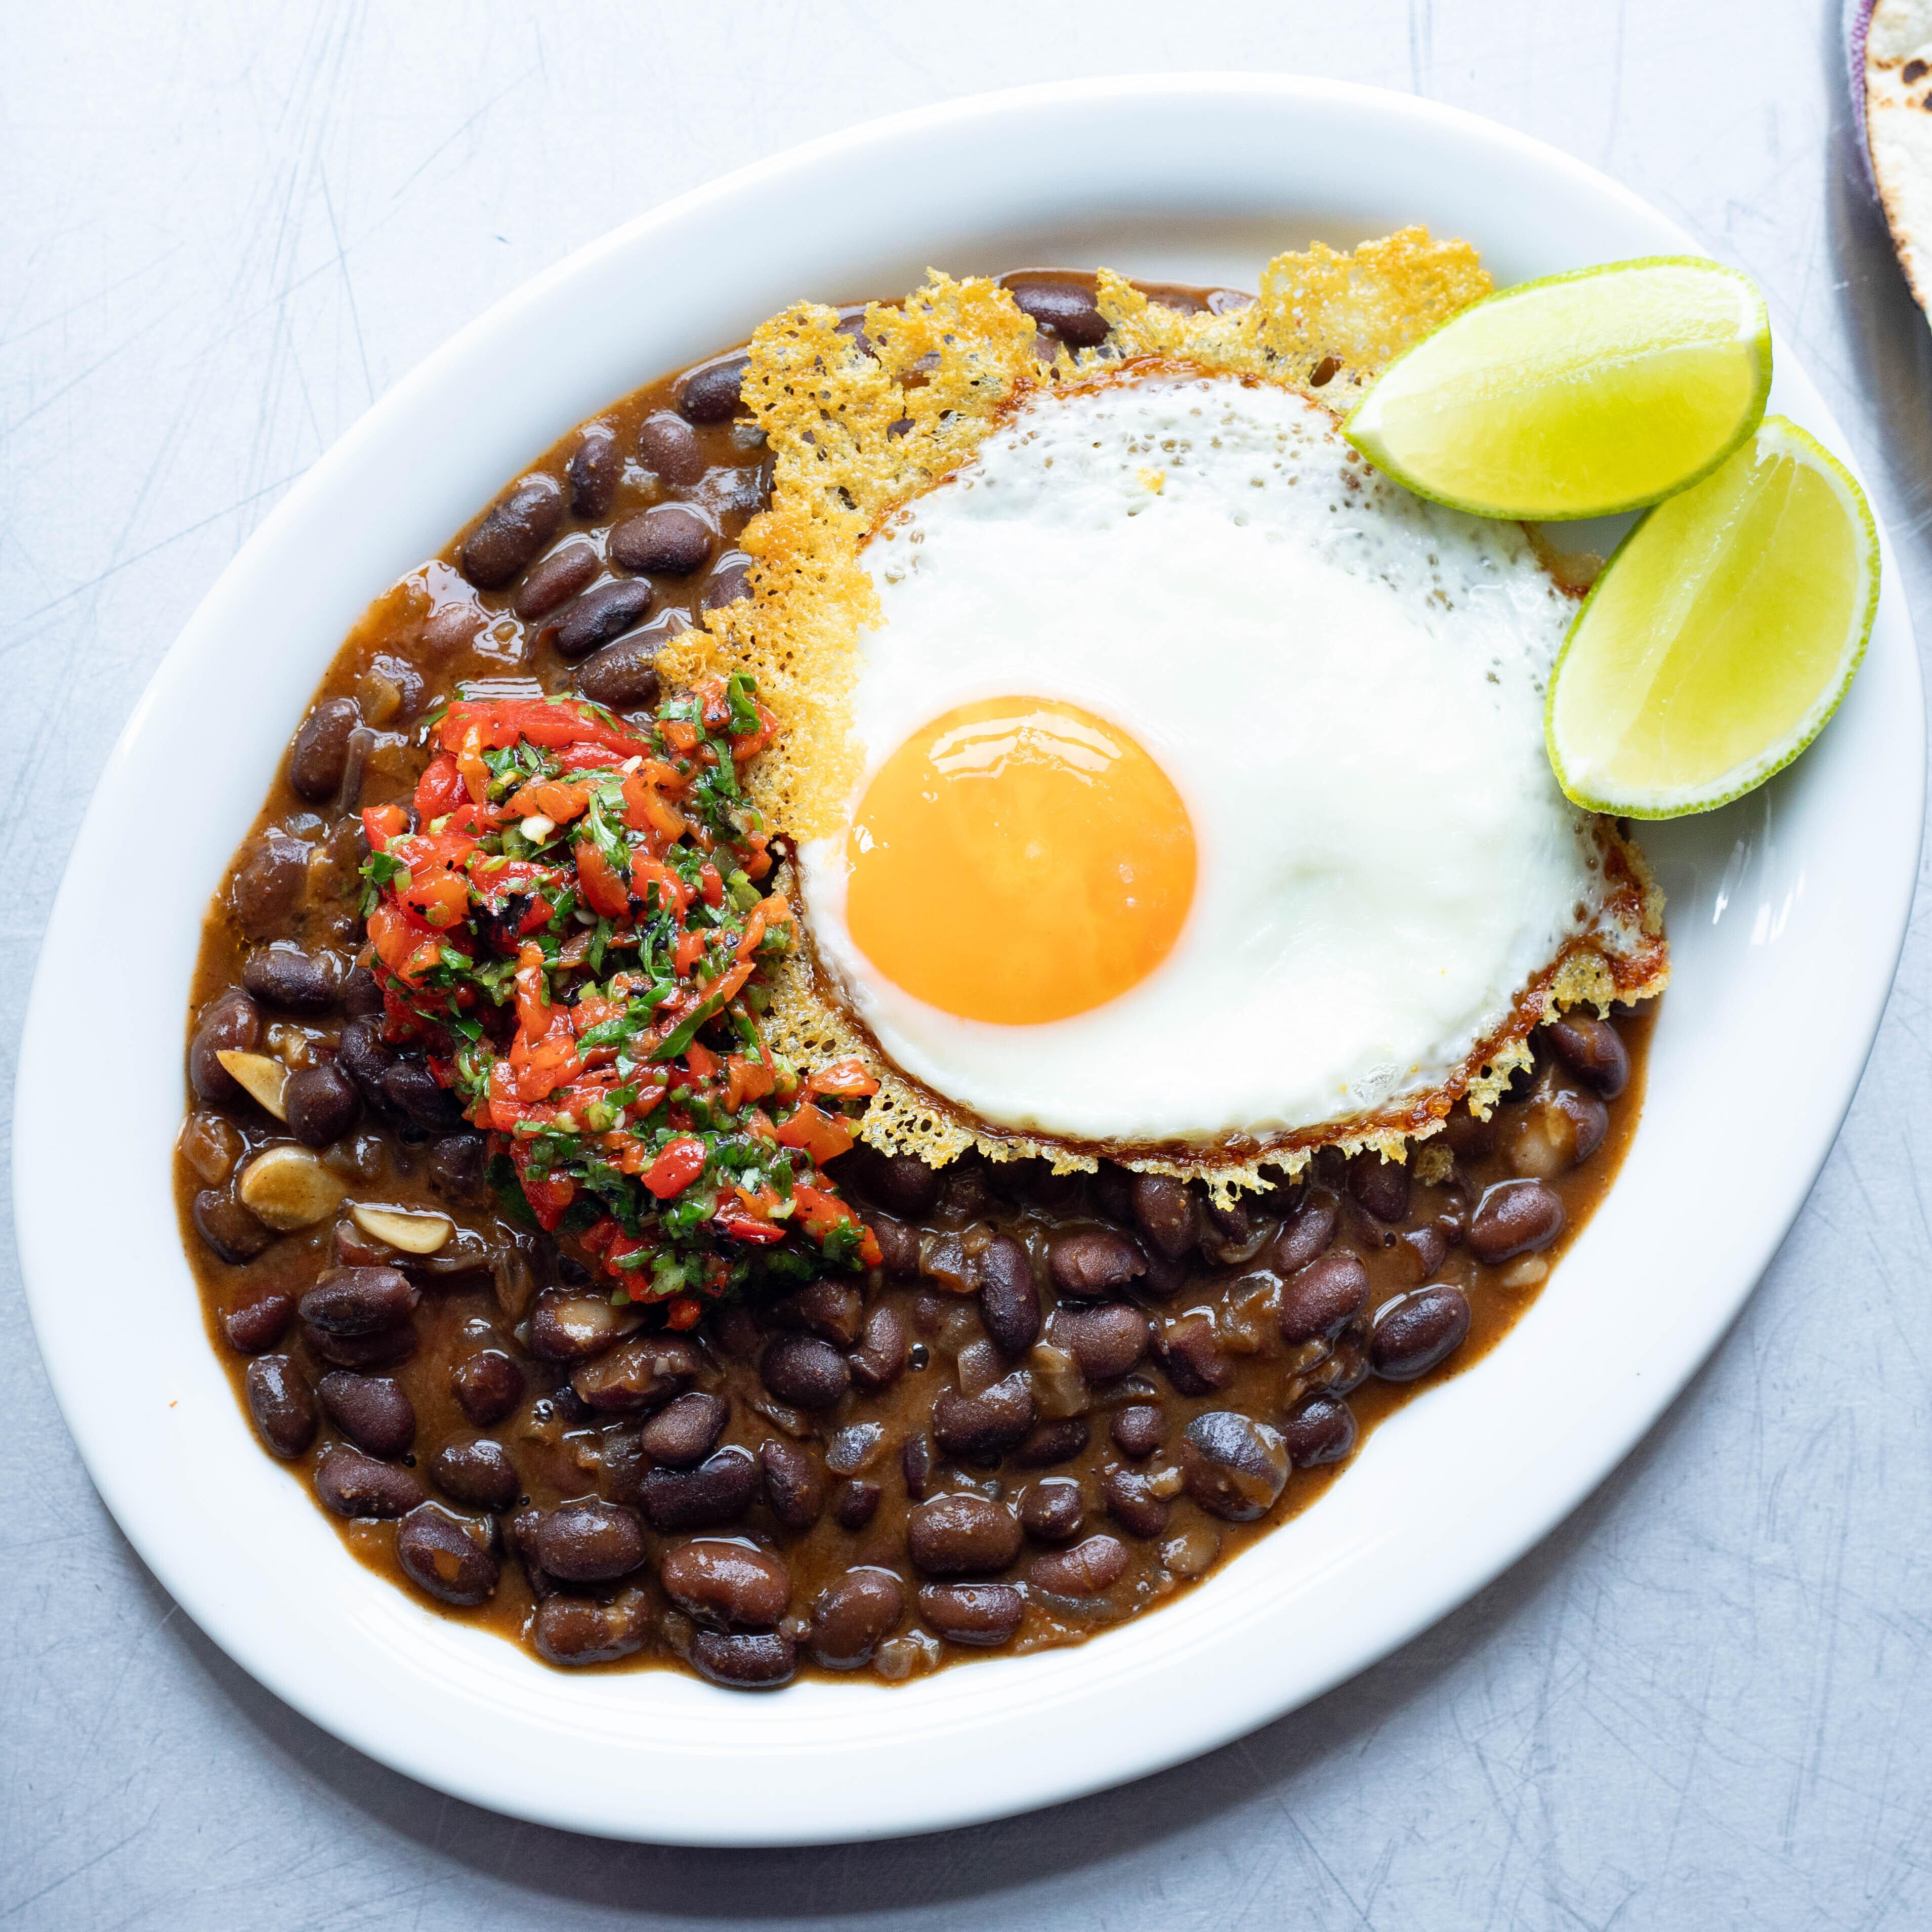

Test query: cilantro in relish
[357,679,880,1328]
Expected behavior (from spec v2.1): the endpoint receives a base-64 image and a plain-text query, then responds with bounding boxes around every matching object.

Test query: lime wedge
[1345,257,1771,519]
[1546,417,1877,819]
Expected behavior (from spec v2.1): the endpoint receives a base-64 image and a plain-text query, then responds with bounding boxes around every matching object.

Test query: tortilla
[1857,0,1932,309]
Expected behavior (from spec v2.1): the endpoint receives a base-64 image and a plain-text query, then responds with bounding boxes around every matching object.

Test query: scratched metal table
[6,5,1930,1926]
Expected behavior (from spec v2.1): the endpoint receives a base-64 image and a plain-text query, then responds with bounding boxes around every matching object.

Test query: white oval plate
[15,75,1922,1846]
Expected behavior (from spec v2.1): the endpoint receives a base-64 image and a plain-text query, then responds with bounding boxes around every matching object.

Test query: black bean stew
[177,270,1654,1689]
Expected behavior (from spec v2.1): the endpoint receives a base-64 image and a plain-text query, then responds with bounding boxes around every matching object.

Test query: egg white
[797,371,1609,1148]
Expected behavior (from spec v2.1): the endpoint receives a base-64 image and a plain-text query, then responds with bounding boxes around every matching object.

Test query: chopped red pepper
[775,1101,855,1165]
[574,839,631,919]
[412,754,469,824]
[359,692,878,1307]
[806,1059,881,1099]
[792,1185,883,1267]
[641,1135,707,1200]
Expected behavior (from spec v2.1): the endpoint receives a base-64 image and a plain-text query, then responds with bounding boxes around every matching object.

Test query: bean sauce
[176,270,1658,1688]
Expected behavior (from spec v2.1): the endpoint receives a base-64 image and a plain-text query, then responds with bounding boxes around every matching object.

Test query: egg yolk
[844,697,1196,1025]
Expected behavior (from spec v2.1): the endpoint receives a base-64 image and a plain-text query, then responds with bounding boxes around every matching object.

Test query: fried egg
[794,368,1622,1149]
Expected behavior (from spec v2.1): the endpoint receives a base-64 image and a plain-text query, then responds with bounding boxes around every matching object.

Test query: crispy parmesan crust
[660,228,1669,1203]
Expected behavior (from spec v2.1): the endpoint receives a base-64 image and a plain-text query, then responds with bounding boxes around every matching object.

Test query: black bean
[1089,1162,1136,1224]
[317,1371,416,1459]
[358,651,424,725]
[527,1498,646,1582]
[303,1318,416,1371]
[460,473,565,589]
[1046,1228,1145,1300]
[919,1583,1024,1647]
[1324,1328,1373,1400]
[1102,1465,1170,1539]
[869,1214,921,1279]
[513,540,600,621]
[574,1335,702,1413]
[760,1334,850,1410]
[533,1588,651,1666]
[1347,1151,1411,1223]
[1546,1012,1630,1098]
[341,963,384,1018]
[834,1480,882,1529]
[677,355,750,424]
[1278,1252,1370,1345]
[188,989,262,1107]
[1466,1179,1566,1264]
[432,1438,522,1510]
[977,1235,1041,1356]
[335,1017,394,1109]
[1370,1285,1472,1381]
[1268,1193,1337,1279]
[1012,1417,1090,1470]
[245,1355,316,1458]
[1053,1301,1150,1380]
[396,1504,498,1606]
[1155,1312,1232,1395]
[1019,1477,1084,1544]
[378,1061,467,1131]
[639,1444,758,1532]
[1110,1404,1165,1459]
[1282,1394,1357,1468]
[289,698,361,802]
[639,409,707,485]
[850,1302,910,1391]
[193,1189,272,1265]
[241,943,340,1013]
[639,1392,729,1468]
[610,505,712,577]
[690,1628,796,1688]
[834,309,877,354]
[526,1290,641,1364]
[899,1432,933,1502]
[231,832,309,937]
[699,553,752,611]
[1441,1108,1498,1160]
[842,1146,942,1218]
[300,1267,416,1338]
[660,1540,790,1629]
[709,1310,755,1361]
[222,1292,292,1355]
[571,632,663,715]
[283,1061,359,1148]
[760,1438,826,1530]
[1181,1411,1290,1521]
[907,1493,1022,1576]
[1399,1223,1450,1281]
[567,426,621,520]
[426,1132,488,1203]
[932,1374,1036,1459]
[452,1349,524,1427]
[553,578,655,661]
[811,1567,904,1669]
[315,1444,425,1519]
[990,1158,1047,1204]
[1007,282,1109,347]
[1552,1089,1610,1166]
[421,601,486,659]
[1132,1174,1200,1259]
[1031,1534,1128,1597]
[1025,1159,1091,1211]
[774,1279,864,1347]
[1199,1201,1262,1268]
[703,457,773,522]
